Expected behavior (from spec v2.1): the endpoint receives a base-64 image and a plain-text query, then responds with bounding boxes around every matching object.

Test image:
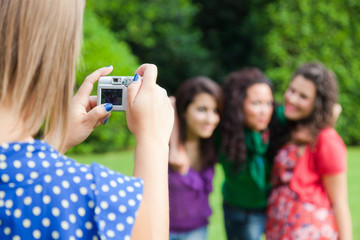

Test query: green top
[218,106,286,209]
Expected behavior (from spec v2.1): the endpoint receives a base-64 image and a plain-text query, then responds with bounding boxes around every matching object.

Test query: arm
[44,66,114,153]
[126,64,174,240]
[322,173,352,240]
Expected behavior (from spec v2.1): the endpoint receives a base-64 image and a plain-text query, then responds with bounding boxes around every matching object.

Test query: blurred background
[70,1,360,238]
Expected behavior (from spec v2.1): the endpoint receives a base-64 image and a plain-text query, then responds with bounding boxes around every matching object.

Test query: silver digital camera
[97,76,135,111]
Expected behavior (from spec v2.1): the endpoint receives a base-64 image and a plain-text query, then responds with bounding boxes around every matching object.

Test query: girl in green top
[218,67,274,240]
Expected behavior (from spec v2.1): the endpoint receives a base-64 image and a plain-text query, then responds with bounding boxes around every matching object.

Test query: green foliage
[69,7,139,153]
[262,0,360,145]
[87,0,213,94]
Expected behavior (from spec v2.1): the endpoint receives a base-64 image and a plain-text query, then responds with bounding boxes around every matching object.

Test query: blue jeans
[223,202,266,240]
[169,226,207,240]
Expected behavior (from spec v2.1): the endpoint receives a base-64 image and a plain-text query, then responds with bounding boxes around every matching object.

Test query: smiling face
[185,93,220,140]
[284,75,316,121]
[243,83,274,132]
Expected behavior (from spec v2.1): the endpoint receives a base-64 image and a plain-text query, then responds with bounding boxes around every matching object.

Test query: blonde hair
[0,0,84,149]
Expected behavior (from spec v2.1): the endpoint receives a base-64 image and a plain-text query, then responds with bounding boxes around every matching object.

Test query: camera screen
[101,89,123,106]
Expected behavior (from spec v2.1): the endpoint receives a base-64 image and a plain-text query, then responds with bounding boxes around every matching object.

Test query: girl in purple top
[168,77,223,240]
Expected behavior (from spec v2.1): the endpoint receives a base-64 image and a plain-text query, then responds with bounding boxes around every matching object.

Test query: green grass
[69,147,360,239]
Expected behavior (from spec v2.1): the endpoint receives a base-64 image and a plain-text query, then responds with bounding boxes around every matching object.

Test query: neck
[0,104,32,144]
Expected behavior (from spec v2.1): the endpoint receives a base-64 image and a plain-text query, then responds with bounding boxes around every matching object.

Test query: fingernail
[104,103,113,112]
[103,118,108,125]
[106,65,112,68]
[133,74,139,82]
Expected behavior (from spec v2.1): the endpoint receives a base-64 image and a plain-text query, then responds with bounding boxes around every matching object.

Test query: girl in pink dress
[266,62,352,240]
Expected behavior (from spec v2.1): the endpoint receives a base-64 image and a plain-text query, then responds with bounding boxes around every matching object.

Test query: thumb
[85,103,113,128]
[126,74,142,107]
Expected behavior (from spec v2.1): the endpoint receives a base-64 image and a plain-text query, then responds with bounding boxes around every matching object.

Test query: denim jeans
[169,226,207,240]
[223,202,266,240]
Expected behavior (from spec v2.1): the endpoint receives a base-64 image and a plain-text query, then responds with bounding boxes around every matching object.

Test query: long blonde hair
[0,0,84,149]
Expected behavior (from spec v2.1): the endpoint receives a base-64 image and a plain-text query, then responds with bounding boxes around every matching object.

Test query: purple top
[168,164,214,233]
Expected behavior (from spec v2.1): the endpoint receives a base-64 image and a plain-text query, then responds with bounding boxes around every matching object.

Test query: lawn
[70,147,360,239]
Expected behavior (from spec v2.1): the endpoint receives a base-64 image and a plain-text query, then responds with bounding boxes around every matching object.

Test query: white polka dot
[52,231,59,239]
[15,173,24,182]
[117,177,124,184]
[52,207,60,217]
[100,171,108,178]
[110,195,118,202]
[53,186,61,195]
[106,230,115,238]
[14,209,22,218]
[4,227,11,235]
[13,160,21,168]
[69,236,75,240]
[29,172,38,179]
[88,200,95,208]
[27,160,36,168]
[126,216,134,224]
[42,160,50,168]
[134,181,141,187]
[116,223,124,231]
[55,162,64,167]
[119,190,126,197]
[119,205,127,213]
[101,184,109,192]
[1,174,9,183]
[13,235,20,240]
[51,153,58,159]
[69,214,76,223]
[1,143,9,149]
[23,219,31,228]
[26,152,32,158]
[136,194,143,201]
[0,191,4,198]
[73,176,81,183]
[124,235,131,240]
[34,185,43,194]
[61,199,69,209]
[8,183,15,188]
[24,196,32,205]
[100,201,109,210]
[126,186,134,192]
[85,173,93,180]
[27,145,35,152]
[56,169,64,176]
[79,187,88,195]
[61,221,69,230]
[62,180,70,189]
[33,230,41,239]
[5,199,13,208]
[32,206,41,216]
[80,167,88,172]
[124,176,131,181]
[5,209,11,216]
[0,200,4,207]
[13,144,21,151]
[38,152,46,159]
[90,183,96,190]
[68,167,76,173]
[43,195,51,204]
[128,199,136,207]
[42,218,50,227]
[27,179,34,184]
[44,175,52,183]
[70,193,78,202]
[99,220,106,230]
[15,188,23,197]
[108,213,116,221]
[0,162,7,169]
[76,229,83,238]
[95,207,101,215]
[85,221,93,230]
[78,207,86,216]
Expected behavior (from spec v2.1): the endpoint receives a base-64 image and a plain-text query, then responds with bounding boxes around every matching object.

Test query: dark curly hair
[267,62,339,161]
[175,76,224,169]
[219,67,273,167]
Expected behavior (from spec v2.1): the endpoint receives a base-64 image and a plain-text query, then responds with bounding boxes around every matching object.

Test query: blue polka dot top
[0,140,143,240]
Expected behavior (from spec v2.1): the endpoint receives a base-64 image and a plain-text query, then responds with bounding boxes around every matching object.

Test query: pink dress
[266,144,338,240]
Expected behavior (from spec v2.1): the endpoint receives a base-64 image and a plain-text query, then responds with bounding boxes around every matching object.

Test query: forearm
[133,137,169,240]
[333,203,352,240]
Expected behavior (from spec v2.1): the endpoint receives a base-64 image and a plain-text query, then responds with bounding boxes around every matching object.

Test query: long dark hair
[220,67,273,167]
[267,62,338,161]
[175,76,224,169]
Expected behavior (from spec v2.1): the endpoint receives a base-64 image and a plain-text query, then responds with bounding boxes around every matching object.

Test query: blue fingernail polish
[104,103,113,112]
[104,118,108,125]
[133,74,139,82]
[106,65,112,68]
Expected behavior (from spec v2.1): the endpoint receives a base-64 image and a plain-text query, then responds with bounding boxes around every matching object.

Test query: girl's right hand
[126,64,174,145]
